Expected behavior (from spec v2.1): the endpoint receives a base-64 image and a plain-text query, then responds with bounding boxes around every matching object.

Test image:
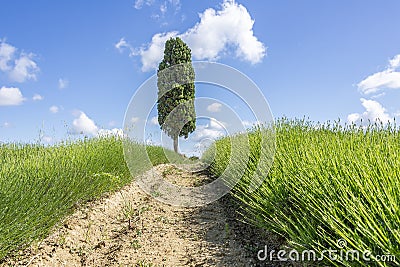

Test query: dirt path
[2,164,284,267]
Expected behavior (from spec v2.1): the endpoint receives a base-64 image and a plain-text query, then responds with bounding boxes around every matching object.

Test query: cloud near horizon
[98,128,123,137]
[70,110,123,137]
[348,54,400,125]
[118,0,266,71]
[71,111,99,136]
[347,98,391,124]
[190,118,225,142]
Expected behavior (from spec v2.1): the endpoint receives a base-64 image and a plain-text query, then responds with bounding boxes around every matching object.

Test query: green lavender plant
[203,118,400,267]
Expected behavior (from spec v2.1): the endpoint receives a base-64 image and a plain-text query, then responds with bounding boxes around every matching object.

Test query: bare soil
[1,164,288,267]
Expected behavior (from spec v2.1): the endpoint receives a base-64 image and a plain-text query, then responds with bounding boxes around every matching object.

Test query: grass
[145,145,189,166]
[203,118,400,267]
[2,119,399,266]
[0,136,182,260]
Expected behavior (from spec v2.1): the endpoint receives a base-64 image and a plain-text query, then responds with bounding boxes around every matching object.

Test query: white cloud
[150,116,159,125]
[0,42,16,71]
[115,38,139,57]
[0,86,25,106]
[70,111,124,137]
[134,0,180,18]
[358,54,400,95]
[242,120,252,127]
[1,122,11,128]
[42,136,53,143]
[347,98,391,124]
[58,78,69,89]
[0,41,39,82]
[347,113,360,124]
[358,71,400,95]
[115,38,128,52]
[389,54,400,69]
[98,128,124,138]
[122,0,265,72]
[209,118,225,130]
[32,94,43,101]
[191,118,225,141]
[207,102,222,113]
[134,0,144,9]
[115,38,132,54]
[160,2,167,14]
[145,137,161,146]
[131,116,140,123]
[183,0,265,63]
[71,111,99,136]
[140,31,178,71]
[192,125,224,141]
[8,53,39,82]
[134,0,154,9]
[242,120,261,128]
[49,105,59,114]
[370,92,386,99]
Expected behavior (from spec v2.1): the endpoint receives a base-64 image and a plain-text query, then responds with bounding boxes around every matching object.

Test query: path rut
[2,164,284,267]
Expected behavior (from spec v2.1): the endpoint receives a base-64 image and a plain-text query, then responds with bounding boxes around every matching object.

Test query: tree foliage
[157,37,196,153]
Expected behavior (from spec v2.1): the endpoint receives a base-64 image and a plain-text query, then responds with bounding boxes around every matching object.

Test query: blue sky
[1,0,400,154]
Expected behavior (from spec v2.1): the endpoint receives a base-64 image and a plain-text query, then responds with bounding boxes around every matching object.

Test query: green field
[203,118,399,266]
[1,119,399,266]
[0,136,184,260]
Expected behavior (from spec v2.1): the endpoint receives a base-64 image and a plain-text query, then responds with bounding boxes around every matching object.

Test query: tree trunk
[173,136,179,154]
